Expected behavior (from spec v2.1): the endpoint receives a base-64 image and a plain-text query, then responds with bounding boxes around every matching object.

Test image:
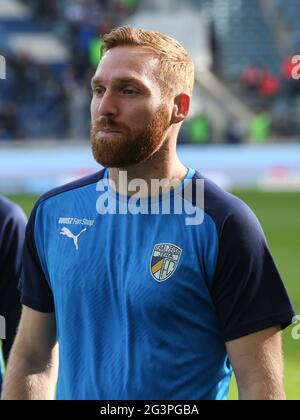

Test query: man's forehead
[94,46,160,84]
[105,44,158,59]
[99,45,159,73]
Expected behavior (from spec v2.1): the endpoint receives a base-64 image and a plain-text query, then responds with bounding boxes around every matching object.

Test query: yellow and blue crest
[150,243,182,282]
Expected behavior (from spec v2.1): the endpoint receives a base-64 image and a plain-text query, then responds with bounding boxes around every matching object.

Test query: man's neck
[108,151,188,197]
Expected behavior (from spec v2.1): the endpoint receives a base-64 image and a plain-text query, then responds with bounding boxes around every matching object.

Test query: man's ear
[171,93,191,124]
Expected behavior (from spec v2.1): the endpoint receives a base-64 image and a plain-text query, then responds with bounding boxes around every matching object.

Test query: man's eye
[123,88,138,95]
[93,87,104,95]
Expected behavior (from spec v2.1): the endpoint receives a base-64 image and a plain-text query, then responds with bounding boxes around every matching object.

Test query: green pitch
[6,191,300,400]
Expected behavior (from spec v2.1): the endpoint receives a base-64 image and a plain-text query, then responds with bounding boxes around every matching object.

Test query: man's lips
[94,126,122,133]
[99,130,120,133]
[95,129,122,139]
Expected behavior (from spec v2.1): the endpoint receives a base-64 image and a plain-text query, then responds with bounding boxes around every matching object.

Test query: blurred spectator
[24,0,59,25]
[0,24,10,52]
[242,65,265,92]
[0,103,21,140]
[6,0,299,142]
[0,0,141,141]
[271,99,298,138]
[177,125,190,144]
[117,0,138,20]
[249,112,270,143]
[225,118,246,144]
[258,71,280,97]
[89,37,104,69]
[0,52,68,140]
[185,115,211,144]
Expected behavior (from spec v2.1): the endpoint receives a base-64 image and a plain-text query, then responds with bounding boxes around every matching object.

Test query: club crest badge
[150,243,182,282]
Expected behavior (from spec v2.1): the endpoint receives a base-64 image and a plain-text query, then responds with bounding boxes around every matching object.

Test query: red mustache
[92,117,127,132]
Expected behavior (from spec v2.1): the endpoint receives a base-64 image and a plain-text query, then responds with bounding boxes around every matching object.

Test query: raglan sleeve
[19,202,55,313]
[211,198,295,343]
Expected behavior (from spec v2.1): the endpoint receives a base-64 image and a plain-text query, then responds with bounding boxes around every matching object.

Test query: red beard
[91,105,170,168]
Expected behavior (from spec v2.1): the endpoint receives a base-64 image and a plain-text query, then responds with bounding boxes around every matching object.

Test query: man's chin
[92,147,151,168]
[93,156,141,168]
[91,144,137,168]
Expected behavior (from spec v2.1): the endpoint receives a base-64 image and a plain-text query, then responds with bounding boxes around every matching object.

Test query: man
[0,196,27,390]
[2,26,295,400]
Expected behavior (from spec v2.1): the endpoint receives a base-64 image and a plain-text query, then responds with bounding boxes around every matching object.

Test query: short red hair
[102,26,195,98]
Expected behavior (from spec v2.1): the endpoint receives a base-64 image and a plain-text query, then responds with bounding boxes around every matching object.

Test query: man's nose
[96,91,118,117]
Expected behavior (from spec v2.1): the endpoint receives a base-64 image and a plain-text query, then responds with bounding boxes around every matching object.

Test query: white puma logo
[60,227,87,251]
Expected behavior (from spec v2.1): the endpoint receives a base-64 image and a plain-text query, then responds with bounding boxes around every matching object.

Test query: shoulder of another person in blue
[0,194,27,309]
[0,195,27,388]
[0,195,27,293]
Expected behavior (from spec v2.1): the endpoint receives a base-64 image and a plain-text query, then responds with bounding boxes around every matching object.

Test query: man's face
[90,46,171,168]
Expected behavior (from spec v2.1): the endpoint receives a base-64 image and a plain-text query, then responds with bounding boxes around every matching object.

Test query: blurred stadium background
[0,0,299,399]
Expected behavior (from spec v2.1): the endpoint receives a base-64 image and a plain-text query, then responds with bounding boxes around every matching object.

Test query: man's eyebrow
[91,77,146,87]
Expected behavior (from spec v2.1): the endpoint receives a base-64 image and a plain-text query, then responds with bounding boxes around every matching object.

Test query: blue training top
[20,169,295,400]
[0,196,26,389]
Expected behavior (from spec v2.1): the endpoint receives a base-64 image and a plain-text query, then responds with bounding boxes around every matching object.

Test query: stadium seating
[0,0,137,140]
[1,0,299,142]
[0,0,69,139]
[212,0,280,78]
